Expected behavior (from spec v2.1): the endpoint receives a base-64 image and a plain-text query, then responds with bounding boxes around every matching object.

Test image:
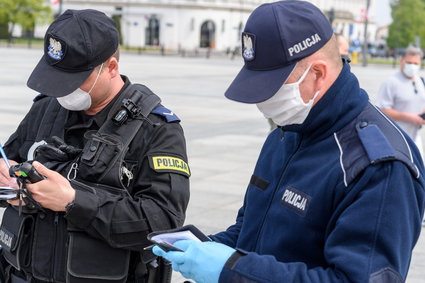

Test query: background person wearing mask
[153,1,425,283]
[376,46,425,157]
[335,32,350,63]
[0,9,189,283]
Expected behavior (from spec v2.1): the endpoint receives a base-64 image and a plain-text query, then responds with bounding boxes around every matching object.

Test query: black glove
[54,136,82,157]
[34,136,82,173]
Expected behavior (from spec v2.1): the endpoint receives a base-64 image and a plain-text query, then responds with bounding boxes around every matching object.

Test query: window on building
[200,20,215,48]
[237,22,243,42]
[146,15,160,46]
[190,18,195,31]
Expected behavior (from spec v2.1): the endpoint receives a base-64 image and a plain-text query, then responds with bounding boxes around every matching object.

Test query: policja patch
[0,227,14,252]
[148,154,190,177]
[281,187,311,216]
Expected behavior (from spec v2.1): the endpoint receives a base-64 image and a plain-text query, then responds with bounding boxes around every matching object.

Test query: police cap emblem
[47,37,64,60]
[242,32,255,61]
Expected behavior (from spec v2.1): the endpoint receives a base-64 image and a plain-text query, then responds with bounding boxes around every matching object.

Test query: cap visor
[27,56,93,97]
[225,63,296,104]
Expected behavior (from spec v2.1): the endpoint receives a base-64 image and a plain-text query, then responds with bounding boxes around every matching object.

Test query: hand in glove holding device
[153,240,236,283]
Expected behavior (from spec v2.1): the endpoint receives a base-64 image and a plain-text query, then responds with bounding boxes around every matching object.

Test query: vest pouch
[66,230,130,283]
[0,207,34,271]
[79,132,122,183]
[70,179,129,198]
[31,211,67,282]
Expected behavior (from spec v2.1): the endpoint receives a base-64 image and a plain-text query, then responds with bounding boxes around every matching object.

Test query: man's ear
[107,57,119,78]
[311,60,327,91]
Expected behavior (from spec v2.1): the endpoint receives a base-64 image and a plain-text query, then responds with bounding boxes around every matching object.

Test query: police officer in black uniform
[0,9,190,283]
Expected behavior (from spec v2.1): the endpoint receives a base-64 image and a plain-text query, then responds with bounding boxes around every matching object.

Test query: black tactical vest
[0,84,162,283]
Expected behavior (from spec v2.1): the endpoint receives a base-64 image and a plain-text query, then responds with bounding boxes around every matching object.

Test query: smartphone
[420,113,425,120]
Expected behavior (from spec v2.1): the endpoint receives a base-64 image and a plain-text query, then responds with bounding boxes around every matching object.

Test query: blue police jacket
[213,63,425,283]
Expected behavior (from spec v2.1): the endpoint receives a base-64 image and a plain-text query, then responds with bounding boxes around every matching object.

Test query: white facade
[40,0,377,51]
[310,0,378,48]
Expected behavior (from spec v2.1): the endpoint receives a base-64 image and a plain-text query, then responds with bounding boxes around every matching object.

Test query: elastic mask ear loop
[88,63,104,94]
[296,64,312,84]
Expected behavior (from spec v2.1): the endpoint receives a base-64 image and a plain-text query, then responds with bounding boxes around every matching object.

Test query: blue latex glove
[152,240,236,283]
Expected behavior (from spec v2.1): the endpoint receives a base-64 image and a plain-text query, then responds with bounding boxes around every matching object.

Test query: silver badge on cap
[47,37,63,60]
[242,33,255,61]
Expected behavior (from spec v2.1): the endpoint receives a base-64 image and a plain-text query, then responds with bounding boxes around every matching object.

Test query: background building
[31,0,379,52]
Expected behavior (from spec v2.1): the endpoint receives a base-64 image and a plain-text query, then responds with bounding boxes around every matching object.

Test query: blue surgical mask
[57,63,104,111]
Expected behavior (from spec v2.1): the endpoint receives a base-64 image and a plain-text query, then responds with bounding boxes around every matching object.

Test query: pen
[0,143,11,168]
[143,244,156,251]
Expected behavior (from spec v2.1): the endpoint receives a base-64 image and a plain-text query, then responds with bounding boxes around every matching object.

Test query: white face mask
[57,63,104,111]
[403,63,420,78]
[256,64,320,127]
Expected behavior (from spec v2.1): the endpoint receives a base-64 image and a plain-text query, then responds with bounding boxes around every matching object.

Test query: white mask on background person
[403,63,420,78]
[57,63,104,111]
[256,64,320,126]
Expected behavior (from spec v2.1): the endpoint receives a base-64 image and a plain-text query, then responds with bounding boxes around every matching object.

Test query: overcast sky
[372,0,392,26]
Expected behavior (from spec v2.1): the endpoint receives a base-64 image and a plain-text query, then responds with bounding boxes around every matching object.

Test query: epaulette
[334,102,419,187]
[151,105,181,123]
[33,94,47,102]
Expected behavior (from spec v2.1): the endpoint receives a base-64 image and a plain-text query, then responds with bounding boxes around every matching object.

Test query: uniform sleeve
[3,106,38,163]
[65,121,190,251]
[376,79,396,110]
[219,162,425,283]
[211,201,245,248]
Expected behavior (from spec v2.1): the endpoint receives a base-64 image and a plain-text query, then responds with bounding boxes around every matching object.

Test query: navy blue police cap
[27,9,118,97]
[225,0,333,104]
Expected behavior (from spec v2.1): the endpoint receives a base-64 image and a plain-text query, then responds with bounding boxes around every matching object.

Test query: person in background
[376,45,425,158]
[335,32,350,62]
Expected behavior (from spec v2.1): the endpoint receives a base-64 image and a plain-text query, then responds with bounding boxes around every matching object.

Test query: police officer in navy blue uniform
[0,9,189,283]
[153,1,425,282]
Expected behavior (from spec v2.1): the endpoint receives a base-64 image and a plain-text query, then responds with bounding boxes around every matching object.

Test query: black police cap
[27,9,119,97]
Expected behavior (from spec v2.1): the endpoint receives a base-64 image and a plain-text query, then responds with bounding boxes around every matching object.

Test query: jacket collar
[281,63,369,144]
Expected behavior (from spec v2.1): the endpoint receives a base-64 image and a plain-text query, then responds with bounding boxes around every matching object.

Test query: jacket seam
[367,164,390,278]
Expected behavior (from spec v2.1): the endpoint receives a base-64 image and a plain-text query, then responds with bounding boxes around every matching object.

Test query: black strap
[421,77,425,87]
[95,84,161,184]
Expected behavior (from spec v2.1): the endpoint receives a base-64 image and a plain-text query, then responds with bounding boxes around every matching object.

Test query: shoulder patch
[335,102,419,186]
[148,154,190,177]
[357,124,395,162]
[33,94,47,102]
[151,106,180,123]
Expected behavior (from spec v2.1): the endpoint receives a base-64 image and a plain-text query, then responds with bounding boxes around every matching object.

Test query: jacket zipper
[50,212,59,281]
[253,134,303,250]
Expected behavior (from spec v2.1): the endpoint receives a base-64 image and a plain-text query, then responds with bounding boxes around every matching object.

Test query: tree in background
[387,0,425,50]
[0,0,51,46]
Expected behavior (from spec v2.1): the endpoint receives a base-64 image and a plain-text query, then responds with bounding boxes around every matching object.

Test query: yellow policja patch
[150,155,190,177]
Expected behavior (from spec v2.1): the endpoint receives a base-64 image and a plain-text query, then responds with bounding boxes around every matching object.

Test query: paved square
[0,46,423,282]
